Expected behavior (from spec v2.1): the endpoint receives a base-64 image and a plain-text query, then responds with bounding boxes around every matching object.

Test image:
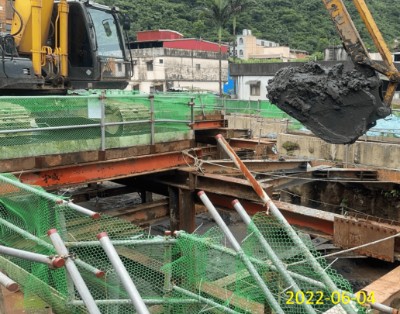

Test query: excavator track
[0,103,37,137]
[104,101,151,136]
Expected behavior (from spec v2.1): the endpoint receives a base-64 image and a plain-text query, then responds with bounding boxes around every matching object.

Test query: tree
[229,0,255,59]
[204,0,233,96]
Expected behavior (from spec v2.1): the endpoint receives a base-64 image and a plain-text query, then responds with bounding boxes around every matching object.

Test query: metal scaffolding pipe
[70,298,199,306]
[97,232,150,314]
[197,191,284,314]
[0,245,64,269]
[0,216,104,278]
[0,271,19,292]
[232,199,317,314]
[48,229,101,314]
[176,230,395,314]
[0,174,100,219]
[215,134,356,314]
[172,286,241,314]
[65,238,176,248]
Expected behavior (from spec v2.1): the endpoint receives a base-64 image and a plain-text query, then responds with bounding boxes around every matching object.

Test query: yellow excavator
[1,0,131,94]
[267,0,400,144]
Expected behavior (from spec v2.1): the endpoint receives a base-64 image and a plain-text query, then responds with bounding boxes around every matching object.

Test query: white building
[129,48,228,94]
[128,30,228,94]
[234,29,308,61]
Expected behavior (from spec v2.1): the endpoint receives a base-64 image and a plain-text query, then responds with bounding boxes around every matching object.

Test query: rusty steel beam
[195,128,250,144]
[312,168,377,180]
[106,199,169,227]
[198,159,308,174]
[333,217,398,262]
[206,193,337,236]
[195,173,272,202]
[190,120,225,130]
[16,149,201,189]
[228,138,274,149]
[0,140,195,173]
[157,172,273,203]
[377,168,400,184]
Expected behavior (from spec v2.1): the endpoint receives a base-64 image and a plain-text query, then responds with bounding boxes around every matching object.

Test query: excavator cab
[0,0,130,94]
[66,1,131,89]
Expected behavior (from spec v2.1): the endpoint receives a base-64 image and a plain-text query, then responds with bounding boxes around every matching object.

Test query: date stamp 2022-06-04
[285,290,376,306]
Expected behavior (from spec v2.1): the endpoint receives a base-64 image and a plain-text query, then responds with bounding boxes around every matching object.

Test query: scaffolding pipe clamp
[48,229,101,314]
[0,245,64,269]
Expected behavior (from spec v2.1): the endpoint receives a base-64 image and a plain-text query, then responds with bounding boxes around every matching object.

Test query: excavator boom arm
[322,0,400,104]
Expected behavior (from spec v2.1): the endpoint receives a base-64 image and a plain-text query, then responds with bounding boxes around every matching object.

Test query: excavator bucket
[267,62,391,144]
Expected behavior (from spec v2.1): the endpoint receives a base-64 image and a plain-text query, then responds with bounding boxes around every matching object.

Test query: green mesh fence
[0,174,365,314]
[0,91,309,160]
[0,91,195,160]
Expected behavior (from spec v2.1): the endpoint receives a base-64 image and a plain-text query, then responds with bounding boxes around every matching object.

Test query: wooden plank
[116,247,163,273]
[212,269,250,288]
[200,282,264,314]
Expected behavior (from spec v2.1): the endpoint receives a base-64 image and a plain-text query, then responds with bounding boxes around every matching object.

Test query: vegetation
[101,0,400,54]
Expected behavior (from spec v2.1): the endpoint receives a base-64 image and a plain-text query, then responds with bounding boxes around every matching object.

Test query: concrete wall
[277,133,400,169]
[226,115,288,138]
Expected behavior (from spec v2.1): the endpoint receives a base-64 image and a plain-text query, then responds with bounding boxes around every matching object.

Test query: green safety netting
[0,174,364,314]
[0,91,306,160]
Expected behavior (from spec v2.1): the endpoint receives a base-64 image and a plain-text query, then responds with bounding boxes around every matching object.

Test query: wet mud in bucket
[267,62,391,144]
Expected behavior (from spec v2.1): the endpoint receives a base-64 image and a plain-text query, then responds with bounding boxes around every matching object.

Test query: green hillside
[100,0,400,54]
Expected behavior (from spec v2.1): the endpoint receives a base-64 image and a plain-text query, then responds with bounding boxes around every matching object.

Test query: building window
[261,41,264,46]
[239,50,243,56]
[196,64,201,70]
[146,61,153,71]
[250,82,260,96]
[239,38,243,45]
[159,59,164,64]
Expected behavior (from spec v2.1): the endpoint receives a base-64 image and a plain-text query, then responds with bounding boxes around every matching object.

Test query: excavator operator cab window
[87,8,124,59]
[68,4,93,67]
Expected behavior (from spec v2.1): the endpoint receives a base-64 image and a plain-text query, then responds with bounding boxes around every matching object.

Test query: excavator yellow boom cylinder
[30,0,42,77]
[58,0,69,77]
[11,0,54,56]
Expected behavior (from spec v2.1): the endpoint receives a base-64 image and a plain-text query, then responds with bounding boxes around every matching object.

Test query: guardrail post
[188,98,195,125]
[100,92,106,151]
[149,95,155,145]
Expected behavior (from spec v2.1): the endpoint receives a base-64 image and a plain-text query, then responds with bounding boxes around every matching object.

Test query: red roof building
[129,29,229,94]
[132,30,228,53]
